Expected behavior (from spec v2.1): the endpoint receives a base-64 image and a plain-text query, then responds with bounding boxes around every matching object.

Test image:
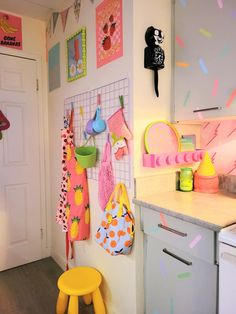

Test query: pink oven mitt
[107,96,132,160]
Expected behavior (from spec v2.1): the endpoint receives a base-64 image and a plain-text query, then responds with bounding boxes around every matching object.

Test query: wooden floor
[0,257,94,314]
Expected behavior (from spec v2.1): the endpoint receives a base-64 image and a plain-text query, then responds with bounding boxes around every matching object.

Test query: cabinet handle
[158,223,187,237]
[163,248,192,266]
[193,106,222,113]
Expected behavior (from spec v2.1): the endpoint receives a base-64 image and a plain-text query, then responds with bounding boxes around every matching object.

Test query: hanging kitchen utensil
[92,107,106,133]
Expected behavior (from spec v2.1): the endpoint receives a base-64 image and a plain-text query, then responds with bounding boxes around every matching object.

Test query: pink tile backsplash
[201,120,236,175]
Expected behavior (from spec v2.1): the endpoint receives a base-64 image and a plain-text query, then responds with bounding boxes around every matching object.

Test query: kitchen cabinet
[142,207,218,314]
[173,0,236,121]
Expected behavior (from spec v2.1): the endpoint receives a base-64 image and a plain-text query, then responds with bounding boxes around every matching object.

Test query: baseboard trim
[51,250,75,271]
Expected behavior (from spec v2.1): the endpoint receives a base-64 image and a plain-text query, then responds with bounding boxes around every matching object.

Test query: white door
[0,53,42,271]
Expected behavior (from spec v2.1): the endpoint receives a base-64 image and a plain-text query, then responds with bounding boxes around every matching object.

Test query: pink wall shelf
[143,150,205,168]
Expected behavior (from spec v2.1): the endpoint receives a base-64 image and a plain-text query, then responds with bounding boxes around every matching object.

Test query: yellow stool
[56,266,106,314]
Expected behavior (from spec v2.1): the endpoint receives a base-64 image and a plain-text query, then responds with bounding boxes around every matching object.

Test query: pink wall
[201,120,236,175]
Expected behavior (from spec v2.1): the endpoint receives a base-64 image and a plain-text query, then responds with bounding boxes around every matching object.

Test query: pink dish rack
[143,150,205,168]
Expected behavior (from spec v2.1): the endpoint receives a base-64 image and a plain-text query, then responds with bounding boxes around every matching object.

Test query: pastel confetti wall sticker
[212,79,219,97]
[199,28,212,38]
[217,0,223,9]
[177,272,191,279]
[226,90,236,108]
[220,44,230,58]
[232,10,236,18]
[176,35,185,48]
[176,62,190,68]
[195,107,204,120]
[146,226,158,234]
[160,213,167,227]
[189,234,202,249]
[199,58,208,74]
[160,259,168,279]
[179,0,187,7]
[183,90,191,107]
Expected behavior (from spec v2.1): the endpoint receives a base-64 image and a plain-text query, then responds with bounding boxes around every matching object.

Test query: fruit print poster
[0,12,22,50]
[96,0,123,68]
[66,27,86,82]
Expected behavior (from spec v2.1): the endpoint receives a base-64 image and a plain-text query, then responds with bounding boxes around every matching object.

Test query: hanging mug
[92,107,106,133]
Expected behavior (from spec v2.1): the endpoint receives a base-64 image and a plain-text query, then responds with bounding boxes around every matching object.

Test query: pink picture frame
[0,12,22,50]
[96,0,123,68]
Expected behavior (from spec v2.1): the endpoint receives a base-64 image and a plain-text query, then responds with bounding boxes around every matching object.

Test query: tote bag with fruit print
[95,183,135,256]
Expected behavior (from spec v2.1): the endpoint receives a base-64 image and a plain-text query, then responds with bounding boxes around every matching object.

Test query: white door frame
[0,47,51,258]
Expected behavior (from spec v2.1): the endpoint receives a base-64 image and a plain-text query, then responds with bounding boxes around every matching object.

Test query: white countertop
[133,190,236,231]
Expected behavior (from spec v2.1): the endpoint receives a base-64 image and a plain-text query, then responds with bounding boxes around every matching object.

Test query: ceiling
[0,0,73,21]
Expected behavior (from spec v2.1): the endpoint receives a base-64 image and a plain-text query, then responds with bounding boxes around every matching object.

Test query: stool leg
[56,291,68,314]
[68,295,79,314]
[83,293,92,305]
[92,288,106,314]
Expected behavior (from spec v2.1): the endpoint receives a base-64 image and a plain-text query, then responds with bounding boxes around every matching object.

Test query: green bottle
[180,168,193,192]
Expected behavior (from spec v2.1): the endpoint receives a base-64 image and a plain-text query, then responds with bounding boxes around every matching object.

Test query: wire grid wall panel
[64,77,131,187]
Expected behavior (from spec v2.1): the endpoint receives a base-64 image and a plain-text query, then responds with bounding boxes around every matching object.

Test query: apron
[57,109,90,268]
[56,116,73,232]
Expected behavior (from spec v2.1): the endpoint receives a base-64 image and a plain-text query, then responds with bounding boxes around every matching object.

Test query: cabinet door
[174,0,236,121]
[145,235,217,314]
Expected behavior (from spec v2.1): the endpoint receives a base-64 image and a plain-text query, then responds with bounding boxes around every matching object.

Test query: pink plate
[144,121,180,154]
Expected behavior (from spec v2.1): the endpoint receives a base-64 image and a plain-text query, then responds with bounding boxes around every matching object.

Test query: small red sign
[0,12,22,50]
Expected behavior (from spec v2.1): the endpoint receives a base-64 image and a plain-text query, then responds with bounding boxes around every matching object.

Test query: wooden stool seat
[56,266,106,314]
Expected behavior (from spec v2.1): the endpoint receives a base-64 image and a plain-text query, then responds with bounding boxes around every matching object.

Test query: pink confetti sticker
[176,35,185,48]
[226,90,236,108]
[195,107,203,120]
[160,213,167,227]
[212,79,219,97]
[217,0,223,9]
[189,234,202,248]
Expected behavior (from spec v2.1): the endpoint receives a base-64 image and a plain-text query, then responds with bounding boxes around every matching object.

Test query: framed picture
[96,0,123,68]
[48,42,60,92]
[66,27,86,82]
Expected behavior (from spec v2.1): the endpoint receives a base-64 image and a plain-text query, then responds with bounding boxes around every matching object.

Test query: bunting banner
[60,8,69,32]
[46,17,52,38]
[52,12,59,33]
[73,0,81,22]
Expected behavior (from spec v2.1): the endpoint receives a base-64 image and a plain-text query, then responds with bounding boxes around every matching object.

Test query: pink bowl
[193,172,219,193]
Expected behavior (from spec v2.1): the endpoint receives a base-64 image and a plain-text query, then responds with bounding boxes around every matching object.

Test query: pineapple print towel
[66,141,90,241]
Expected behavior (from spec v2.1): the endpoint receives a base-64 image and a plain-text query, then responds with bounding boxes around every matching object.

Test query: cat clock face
[145,26,164,47]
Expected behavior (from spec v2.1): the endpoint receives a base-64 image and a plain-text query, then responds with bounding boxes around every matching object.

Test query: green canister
[180,167,193,192]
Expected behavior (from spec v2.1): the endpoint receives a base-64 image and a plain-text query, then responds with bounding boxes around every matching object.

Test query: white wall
[133,0,173,178]
[48,1,136,313]
[0,13,51,257]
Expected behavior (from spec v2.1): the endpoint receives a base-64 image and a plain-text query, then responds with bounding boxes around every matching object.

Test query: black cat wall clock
[144,26,165,97]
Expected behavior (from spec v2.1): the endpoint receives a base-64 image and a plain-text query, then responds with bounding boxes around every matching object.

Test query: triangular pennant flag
[60,8,69,32]
[46,18,52,38]
[73,0,81,22]
[52,12,59,33]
